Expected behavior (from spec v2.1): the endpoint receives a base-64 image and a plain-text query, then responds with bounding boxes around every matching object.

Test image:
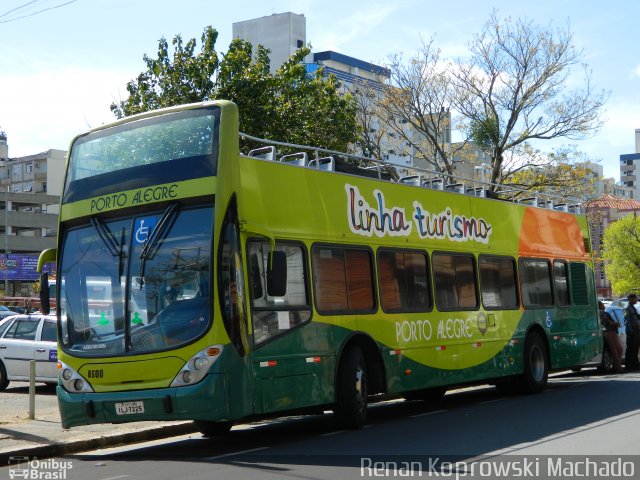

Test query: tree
[352,79,388,160]
[111,26,357,152]
[449,12,608,187]
[502,145,599,201]
[381,37,467,175]
[602,214,640,296]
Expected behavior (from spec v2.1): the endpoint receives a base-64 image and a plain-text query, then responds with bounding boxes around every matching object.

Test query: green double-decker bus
[39,100,600,433]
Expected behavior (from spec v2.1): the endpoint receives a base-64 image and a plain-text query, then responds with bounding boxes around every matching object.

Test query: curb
[0,422,198,466]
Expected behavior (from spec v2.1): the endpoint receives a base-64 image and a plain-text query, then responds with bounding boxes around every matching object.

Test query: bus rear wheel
[334,346,368,429]
[520,332,548,394]
[194,420,232,438]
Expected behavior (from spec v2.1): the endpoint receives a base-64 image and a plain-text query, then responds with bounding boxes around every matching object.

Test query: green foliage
[502,144,599,201]
[602,214,640,296]
[111,27,357,152]
[469,115,500,155]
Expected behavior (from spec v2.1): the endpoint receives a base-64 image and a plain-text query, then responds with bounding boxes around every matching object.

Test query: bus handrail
[239,131,585,212]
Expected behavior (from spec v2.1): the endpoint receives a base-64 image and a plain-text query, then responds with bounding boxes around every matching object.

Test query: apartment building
[0,136,64,295]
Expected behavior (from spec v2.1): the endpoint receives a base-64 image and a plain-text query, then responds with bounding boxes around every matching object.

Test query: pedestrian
[623,294,640,370]
[599,301,623,372]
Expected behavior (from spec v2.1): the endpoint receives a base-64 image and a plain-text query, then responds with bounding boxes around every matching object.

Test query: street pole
[4,187,7,296]
[4,186,8,296]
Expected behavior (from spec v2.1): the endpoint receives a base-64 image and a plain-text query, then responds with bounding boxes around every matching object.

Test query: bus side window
[378,249,431,313]
[247,240,311,346]
[433,252,478,311]
[519,258,554,308]
[479,255,519,310]
[569,262,590,305]
[312,245,375,314]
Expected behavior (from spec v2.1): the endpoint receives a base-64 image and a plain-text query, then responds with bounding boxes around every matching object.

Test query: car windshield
[58,205,213,356]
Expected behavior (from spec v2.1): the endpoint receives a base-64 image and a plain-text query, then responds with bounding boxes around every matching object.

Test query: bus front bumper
[57,373,228,429]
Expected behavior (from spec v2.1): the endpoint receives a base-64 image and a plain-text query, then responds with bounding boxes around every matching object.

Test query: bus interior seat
[279,152,308,166]
[248,146,276,160]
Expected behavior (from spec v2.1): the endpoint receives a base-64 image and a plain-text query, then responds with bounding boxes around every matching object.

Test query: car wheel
[0,361,9,391]
[598,346,613,374]
[334,346,368,429]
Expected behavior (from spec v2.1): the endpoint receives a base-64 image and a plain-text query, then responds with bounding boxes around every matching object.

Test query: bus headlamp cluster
[170,345,223,387]
[58,361,94,393]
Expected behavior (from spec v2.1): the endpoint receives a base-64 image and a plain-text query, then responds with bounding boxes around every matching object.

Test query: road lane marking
[204,446,269,460]
[321,430,346,436]
[478,398,505,405]
[410,409,447,418]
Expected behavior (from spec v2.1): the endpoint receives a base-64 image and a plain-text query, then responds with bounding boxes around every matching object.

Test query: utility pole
[4,186,8,295]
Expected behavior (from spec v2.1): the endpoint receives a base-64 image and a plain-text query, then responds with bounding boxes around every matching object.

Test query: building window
[26,163,33,174]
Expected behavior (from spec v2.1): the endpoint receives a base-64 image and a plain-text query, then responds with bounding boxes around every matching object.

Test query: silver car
[0,314,58,390]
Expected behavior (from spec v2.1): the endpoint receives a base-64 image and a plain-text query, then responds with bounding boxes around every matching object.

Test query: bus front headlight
[58,361,94,393]
[170,345,223,387]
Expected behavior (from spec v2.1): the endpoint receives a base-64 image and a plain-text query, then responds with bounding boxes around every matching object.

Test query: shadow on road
[72,369,640,467]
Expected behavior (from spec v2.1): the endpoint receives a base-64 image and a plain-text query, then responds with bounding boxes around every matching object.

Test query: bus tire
[194,420,232,438]
[334,346,367,429]
[520,332,548,394]
[0,361,9,391]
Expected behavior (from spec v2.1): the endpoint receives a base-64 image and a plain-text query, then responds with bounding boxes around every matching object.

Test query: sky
[0,0,639,180]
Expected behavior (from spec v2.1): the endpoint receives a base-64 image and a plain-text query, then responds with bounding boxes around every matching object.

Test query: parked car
[0,305,18,320]
[0,314,58,390]
[600,305,640,372]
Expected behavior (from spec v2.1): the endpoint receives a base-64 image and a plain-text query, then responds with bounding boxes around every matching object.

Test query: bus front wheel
[334,346,368,429]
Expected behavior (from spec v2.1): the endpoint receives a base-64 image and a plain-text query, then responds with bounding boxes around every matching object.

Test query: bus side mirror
[267,251,287,297]
[40,271,50,315]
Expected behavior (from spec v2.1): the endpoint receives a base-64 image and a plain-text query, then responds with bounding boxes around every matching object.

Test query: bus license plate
[115,401,145,415]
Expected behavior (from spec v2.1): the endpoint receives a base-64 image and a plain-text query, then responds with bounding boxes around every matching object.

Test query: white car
[0,314,58,390]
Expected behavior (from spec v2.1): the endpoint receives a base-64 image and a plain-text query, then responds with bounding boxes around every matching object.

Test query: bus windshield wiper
[90,217,119,257]
[138,202,179,287]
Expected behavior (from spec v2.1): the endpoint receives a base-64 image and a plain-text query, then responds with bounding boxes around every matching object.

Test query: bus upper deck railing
[239,132,585,214]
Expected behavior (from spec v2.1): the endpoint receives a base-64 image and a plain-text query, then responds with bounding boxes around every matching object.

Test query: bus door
[219,199,253,418]
[246,240,319,414]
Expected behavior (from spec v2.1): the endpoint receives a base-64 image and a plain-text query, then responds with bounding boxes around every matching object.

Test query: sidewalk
[0,391,198,465]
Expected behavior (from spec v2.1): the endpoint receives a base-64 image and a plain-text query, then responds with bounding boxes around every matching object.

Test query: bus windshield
[62,107,220,204]
[58,205,214,356]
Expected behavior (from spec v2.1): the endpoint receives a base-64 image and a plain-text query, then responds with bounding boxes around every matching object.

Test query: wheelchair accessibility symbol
[134,217,158,245]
